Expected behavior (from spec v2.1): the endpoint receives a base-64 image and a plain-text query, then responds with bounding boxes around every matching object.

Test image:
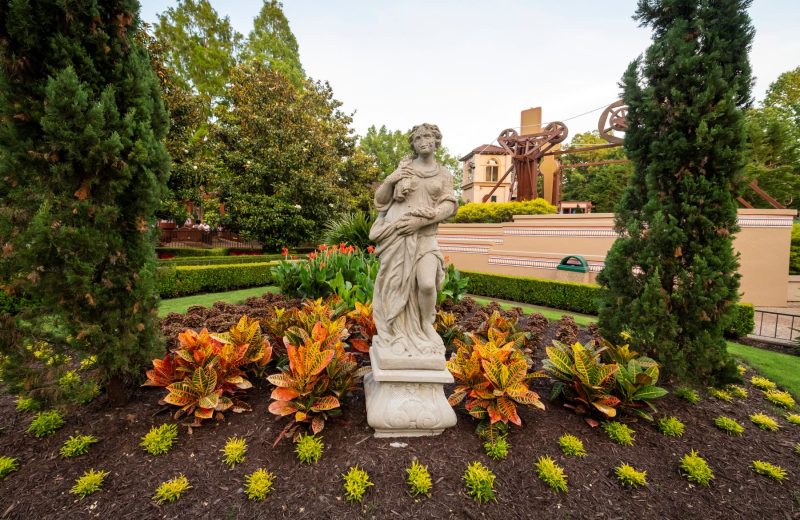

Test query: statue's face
[412,129,436,155]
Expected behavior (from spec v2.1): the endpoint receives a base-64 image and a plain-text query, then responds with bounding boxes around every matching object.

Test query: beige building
[459,144,514,204]
[459,107,562,205]
[437,209,797,307]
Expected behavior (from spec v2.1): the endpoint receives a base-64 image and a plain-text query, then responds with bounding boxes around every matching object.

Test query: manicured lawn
[469,295,597,326]
[157,286,279,316]
[727,341,800,398]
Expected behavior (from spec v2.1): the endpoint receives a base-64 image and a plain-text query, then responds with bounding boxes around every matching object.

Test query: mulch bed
[1,296,799,519]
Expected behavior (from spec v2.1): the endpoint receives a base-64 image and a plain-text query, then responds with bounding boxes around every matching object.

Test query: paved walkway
[752,307,800,345]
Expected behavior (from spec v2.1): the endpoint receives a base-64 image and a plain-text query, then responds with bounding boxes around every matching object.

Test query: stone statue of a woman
[369,123,457,370]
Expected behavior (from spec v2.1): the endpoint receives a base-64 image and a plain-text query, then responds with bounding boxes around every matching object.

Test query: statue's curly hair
[408,123,442,157]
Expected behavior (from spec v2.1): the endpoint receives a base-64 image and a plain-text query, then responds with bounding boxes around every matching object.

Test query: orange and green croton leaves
[346,301,376,353]
[543,340,620,419]
[144,316,272,425]
[267,317,367,436]
[447,328,544,427]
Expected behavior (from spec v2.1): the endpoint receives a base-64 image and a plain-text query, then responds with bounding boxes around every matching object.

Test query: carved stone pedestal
[364,350,457,438]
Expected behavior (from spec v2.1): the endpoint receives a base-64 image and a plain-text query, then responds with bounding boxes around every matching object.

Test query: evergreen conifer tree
[0,1,169,404]
[240,0,305,86]
[597,0,754,383]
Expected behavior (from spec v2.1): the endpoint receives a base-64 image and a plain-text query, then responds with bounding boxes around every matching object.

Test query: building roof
[459,144,507,162]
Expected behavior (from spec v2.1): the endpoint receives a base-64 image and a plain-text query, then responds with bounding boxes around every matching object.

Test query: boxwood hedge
[157,262,277,298]
[464,271,754,338]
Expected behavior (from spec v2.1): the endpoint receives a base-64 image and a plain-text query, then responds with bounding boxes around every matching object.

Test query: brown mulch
[1,297,799,519]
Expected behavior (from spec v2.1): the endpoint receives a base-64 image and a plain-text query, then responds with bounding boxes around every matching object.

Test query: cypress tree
[0,1,169,404]
[597,0,753,384]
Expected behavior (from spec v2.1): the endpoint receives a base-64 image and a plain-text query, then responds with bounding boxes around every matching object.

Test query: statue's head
[408,123,442,157]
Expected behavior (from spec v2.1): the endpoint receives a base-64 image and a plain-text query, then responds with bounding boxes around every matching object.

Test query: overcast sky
[138,0,800,158]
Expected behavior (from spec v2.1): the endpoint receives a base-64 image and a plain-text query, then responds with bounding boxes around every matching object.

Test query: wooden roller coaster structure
[481,100,784,210]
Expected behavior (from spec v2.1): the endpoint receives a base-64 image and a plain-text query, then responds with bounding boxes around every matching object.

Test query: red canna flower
[281,246,289,257]
[367,245,375,254]
[308,251,317,260]
[320,262,325,269]
[319,244,328,251]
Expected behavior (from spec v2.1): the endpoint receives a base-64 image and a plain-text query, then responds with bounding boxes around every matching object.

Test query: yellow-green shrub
[558,434,587,457]
[535,456,568,493]
[406,460,432,497]
[154,475,191,504]
[615,463,647,488]
[750,413,780,431]
[752,460,787,482]
[221,437,247,468]
[342,465,373,503]
[70,469,108,498]
[463,462,496,503]
[679,450,714,486]
[244,469,275,501]
[453,199,556,223]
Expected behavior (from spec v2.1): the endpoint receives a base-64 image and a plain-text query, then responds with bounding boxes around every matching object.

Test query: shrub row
[453,199,556,224]
[464,271,755,338]
[159,254,284,267]
[156,247,231,258]
[157,262,276,298]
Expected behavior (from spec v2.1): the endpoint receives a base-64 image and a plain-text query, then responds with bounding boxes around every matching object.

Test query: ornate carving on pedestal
[364,373,457,437]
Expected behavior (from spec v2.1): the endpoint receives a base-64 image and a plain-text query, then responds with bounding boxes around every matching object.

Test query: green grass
[158,286,279,317]
[727,342,800,399]
[469,296,596,327]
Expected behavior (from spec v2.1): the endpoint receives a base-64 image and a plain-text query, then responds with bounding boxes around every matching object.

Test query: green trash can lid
[557,255,588,273]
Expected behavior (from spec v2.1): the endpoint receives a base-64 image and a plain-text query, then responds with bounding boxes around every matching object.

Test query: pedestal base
[364,349,457,438]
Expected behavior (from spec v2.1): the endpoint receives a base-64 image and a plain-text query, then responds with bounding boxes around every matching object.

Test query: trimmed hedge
[159,254,284,267]
[464,271,755,338]
[453,199,556,223]
[156,247,230,258]
[157,262,277,298]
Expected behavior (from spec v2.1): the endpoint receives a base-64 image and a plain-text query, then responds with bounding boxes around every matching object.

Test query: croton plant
[144,316,272,425]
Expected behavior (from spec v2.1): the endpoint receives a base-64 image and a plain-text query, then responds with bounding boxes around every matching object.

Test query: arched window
[485,159,498,182]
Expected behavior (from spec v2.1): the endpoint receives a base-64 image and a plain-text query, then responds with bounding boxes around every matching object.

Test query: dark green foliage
[215,63,376,250]
[159,254,284,267]
[465,271,753,338]
[465,271,599,315]
[156,247,229,258]
[559,131,633,212]
[153,0,241,106]
[156,262,276,298]
[240,0,305,86]
[322,211,375,250]
[0,1,170,403]
[597,0,754,384]
[437,264,469,305]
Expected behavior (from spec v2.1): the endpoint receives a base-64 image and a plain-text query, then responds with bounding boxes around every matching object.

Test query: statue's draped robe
[370,164,457,357]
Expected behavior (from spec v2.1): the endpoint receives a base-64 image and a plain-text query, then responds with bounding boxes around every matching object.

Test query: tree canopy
[214,64,377,250]
[358,124,463,192]
[240,0,305,86]
[559,131,632,212]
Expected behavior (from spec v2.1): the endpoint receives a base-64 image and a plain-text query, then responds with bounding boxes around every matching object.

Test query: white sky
[139,0,800,158]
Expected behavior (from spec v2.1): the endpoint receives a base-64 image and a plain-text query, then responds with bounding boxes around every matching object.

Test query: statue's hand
[410,207,436,219]
[395,215,424,236]
[386,165,414,184]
